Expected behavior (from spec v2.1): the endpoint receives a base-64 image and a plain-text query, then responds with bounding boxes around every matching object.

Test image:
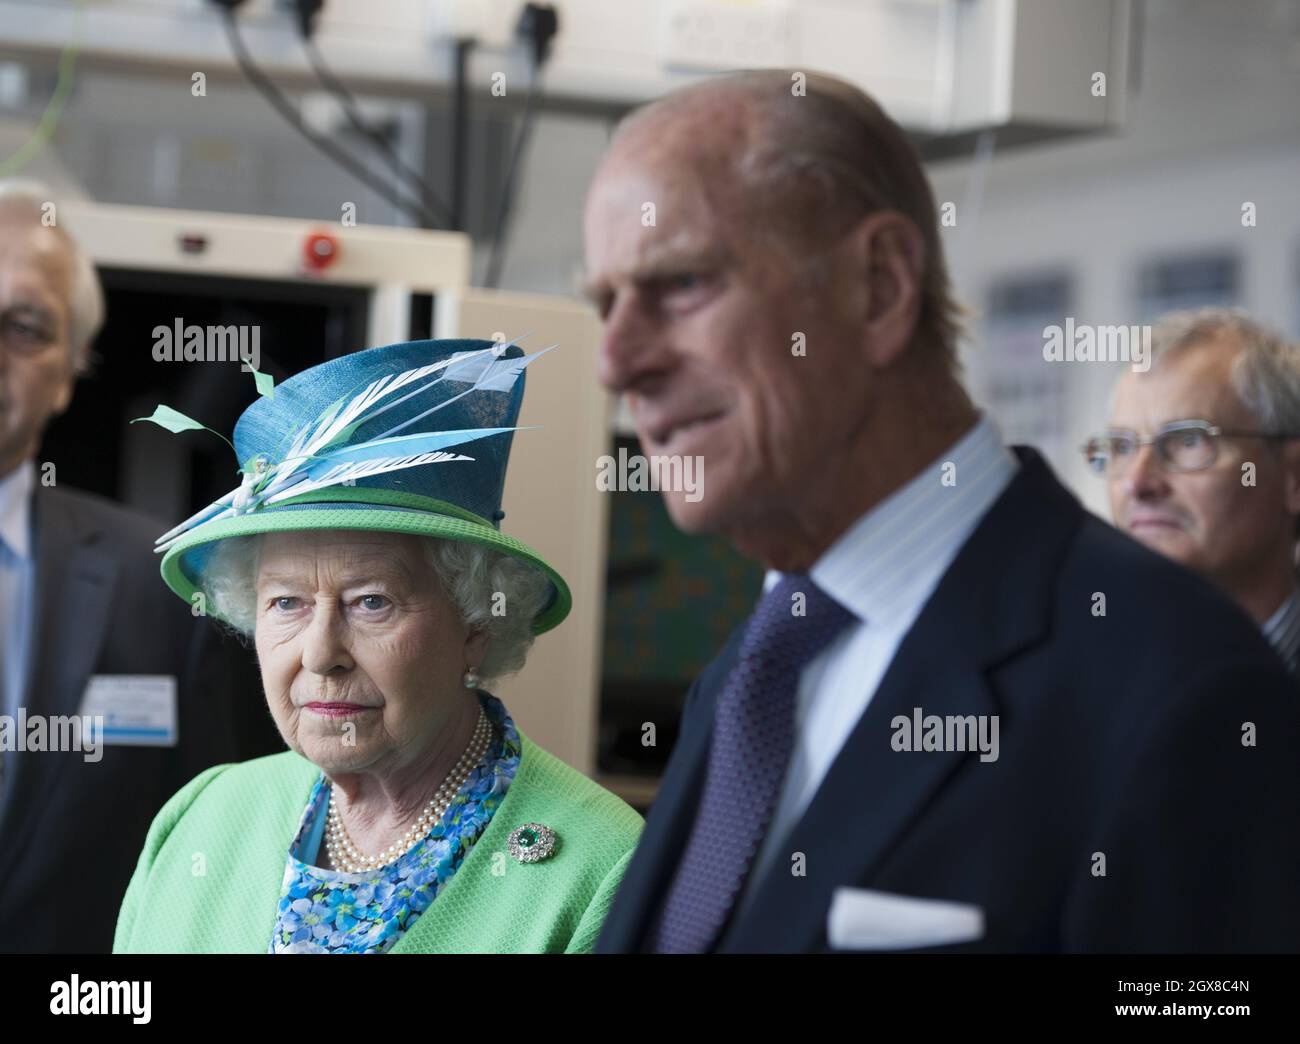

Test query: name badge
[78,675,178,747]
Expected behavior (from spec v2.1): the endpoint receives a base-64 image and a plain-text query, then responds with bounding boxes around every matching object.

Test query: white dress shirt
[735,415,1019,915]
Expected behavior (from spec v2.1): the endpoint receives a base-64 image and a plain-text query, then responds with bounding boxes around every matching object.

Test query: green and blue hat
[136,337,571,634]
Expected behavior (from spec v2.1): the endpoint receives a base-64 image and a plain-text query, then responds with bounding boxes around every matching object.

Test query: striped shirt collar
[0,459,35,561]
[766,415,1020,626]
[1262,585,1300,677]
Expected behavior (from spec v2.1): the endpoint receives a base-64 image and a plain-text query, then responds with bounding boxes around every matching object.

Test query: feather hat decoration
[133,336,571,634]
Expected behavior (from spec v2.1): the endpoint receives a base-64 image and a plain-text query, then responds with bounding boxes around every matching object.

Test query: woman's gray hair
[202,533,552,682]
[0,178,105,374]
[1148,307,1300,436]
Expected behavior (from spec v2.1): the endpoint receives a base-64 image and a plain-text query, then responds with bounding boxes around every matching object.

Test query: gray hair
[614,70,965,369]
[202,533,552,682]
[1146,307,1300,436]
[0,178,105,374]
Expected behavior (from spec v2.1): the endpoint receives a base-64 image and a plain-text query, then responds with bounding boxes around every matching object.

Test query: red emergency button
[303,231,340,271]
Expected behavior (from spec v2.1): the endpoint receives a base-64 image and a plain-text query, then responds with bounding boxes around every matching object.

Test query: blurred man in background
[0,180,275,952]
[1091,308,1300,676]
[583,71,1300,953]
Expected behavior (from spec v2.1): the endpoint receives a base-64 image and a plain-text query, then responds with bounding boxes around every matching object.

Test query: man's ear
[851,210,925,370]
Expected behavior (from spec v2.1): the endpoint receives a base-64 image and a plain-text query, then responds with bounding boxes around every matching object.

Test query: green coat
[114,735,643,953]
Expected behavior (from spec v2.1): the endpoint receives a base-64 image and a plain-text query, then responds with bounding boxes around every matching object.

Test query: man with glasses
[1086,308,1300,676]
[0,181,275,952]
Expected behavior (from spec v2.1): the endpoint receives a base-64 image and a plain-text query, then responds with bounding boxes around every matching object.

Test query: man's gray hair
[614,69,965,369]
[1148,307,1300,436]
[202,533,552,682]
[0,178,105,373]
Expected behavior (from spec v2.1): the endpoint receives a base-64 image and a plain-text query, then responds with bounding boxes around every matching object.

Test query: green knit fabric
[113,734,643,953]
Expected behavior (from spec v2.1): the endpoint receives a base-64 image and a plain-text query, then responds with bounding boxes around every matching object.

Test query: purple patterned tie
[650,574,856,953]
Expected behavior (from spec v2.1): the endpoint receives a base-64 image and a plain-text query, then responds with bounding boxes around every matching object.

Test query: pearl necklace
[325,707,492,873]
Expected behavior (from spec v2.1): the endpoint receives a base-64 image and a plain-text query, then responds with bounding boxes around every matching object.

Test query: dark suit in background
[598,449,1300,952]
[0,483,281,953]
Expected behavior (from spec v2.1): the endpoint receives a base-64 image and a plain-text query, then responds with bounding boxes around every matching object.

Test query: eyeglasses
[1082,420,1300,476]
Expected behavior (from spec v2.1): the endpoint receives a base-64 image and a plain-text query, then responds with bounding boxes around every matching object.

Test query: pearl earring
[462,669,480,689]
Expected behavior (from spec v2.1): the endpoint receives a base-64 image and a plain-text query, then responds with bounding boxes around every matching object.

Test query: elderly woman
[113,338,642,953]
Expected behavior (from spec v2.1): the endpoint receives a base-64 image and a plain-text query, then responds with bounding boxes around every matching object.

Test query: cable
[451,38,475,232]
[219,7,444,228]
[481,59,540,289]
[951,129,997,297]
[297,28,455,227]
[482,4,559,288]
[0,0,84,177]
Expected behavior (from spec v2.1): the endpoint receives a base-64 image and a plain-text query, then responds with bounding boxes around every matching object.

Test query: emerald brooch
[507,822,558,863]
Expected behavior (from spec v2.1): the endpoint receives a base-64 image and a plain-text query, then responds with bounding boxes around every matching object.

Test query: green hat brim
[159,488,572,635]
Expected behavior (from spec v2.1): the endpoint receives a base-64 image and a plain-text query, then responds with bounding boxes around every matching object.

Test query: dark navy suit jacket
[597,447,1300,952]
[0,484,281,953]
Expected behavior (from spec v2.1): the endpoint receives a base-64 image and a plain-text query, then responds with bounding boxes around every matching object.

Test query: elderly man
[1090,309,1300,676]
[0,181,274,952]
[583,71,1300,953]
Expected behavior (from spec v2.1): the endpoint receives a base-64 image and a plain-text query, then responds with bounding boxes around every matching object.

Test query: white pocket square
[827,887,984,950]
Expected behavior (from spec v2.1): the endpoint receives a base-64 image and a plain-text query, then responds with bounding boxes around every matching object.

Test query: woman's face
[253,530,485,777]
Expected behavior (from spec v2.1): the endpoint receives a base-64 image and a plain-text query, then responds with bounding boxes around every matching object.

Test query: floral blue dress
[268,693,520,954]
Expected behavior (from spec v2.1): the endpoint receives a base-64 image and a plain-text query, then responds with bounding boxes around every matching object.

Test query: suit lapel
[719,618,999,952]
[224,762,318,953]
[720,447,1082,951]
[27,489,120,720]
[0,488,119,858]
[597,630,741,952]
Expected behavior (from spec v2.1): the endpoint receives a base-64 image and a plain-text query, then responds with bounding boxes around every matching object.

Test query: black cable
[219,8,444,228]
[299,32,455,228]
[451,37,474,232]
[482,4,559,288]
[482,56,541,289]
